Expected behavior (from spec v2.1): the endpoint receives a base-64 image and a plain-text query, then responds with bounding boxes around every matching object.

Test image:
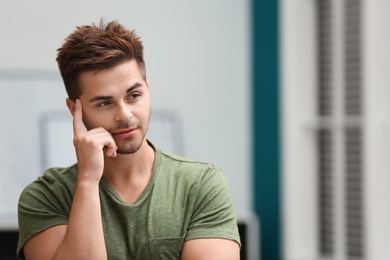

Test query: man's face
[76,59,151,154]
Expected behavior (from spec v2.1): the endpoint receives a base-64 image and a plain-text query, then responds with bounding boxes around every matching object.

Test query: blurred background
[0,0,389,259]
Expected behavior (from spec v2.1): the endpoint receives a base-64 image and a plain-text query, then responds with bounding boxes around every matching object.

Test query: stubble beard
[108,113,151,155]
[115,129,147,154]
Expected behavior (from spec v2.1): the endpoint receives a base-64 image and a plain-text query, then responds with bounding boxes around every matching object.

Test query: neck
[103,139,155,183]
[101,139,155,204]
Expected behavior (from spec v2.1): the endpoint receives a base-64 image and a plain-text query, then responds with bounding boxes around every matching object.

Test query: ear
[66,98,75,116]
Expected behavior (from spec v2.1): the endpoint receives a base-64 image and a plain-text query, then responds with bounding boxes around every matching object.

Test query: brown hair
[56,19,146,101]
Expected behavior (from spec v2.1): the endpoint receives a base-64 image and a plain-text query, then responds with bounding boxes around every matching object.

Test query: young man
[17,20,241,259]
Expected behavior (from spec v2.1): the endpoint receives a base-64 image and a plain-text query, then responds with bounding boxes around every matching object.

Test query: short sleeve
[17,169,74,259]
[185,166,241,246]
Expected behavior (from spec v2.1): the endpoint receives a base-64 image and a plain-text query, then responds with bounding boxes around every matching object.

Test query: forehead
[78,60,145,96]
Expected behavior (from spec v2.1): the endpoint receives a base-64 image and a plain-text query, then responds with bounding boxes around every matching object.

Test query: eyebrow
[88,82,143,103]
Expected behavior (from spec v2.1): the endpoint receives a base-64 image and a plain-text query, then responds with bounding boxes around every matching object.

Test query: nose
[114,101,133,122]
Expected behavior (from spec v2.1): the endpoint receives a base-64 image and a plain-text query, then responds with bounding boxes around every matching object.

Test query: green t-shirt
[17,143,240,259]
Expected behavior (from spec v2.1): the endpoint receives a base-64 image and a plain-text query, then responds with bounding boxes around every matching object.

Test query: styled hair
[56,19,146,101]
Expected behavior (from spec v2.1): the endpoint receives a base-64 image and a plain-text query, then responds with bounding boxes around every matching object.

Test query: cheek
[141,106,151,123]
[82,110,109,131]
[81,114,93,131]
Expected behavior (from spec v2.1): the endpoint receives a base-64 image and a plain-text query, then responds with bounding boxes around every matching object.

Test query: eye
[127,92,141,100]
[97,101,111,107]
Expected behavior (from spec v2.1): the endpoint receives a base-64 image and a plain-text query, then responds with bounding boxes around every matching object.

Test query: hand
[72,99,118,182]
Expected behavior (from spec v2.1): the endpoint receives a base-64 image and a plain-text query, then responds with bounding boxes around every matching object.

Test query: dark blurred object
[0,230,18,259]
[238,222,248,260]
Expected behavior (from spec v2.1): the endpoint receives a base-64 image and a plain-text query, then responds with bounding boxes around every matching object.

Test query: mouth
[112,128,137,138]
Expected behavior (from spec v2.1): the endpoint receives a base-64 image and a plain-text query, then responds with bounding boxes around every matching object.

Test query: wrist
[76,173,101,189]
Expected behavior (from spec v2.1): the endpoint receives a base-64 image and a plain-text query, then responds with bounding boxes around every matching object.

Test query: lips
[112,128,137,138]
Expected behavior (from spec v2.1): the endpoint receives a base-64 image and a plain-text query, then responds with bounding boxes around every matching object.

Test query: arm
[24,179,105,260]
[23,99,117,259]
[182,167,241,260]
[181,238,240,260]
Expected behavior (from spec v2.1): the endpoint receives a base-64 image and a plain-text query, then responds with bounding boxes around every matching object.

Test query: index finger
[73,99,86,136]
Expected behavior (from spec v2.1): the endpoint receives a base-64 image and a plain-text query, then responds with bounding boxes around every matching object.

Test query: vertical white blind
[316,0,364,259]
[317,0,334,257]
[344,0,364,258]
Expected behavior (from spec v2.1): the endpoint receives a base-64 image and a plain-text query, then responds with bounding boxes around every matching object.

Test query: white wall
[0,0,252,219]
[280,0,318,258]
[363,0,390,259]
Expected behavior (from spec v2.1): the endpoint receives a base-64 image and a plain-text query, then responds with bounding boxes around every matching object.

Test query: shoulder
[156,149,226,184]
[39,164,78,183]
[149,145,230,197]
[23,164,78,188]
[157,146,221,174]
[152,147,231,200]
[19,164,78,204]
[18,164,78,223]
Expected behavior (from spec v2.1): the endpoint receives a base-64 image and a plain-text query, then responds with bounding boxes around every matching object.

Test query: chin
[116,140,144,154]
[116,149,138,155]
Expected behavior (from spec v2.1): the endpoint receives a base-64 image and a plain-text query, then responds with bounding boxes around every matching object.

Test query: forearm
[54,178,107,259]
